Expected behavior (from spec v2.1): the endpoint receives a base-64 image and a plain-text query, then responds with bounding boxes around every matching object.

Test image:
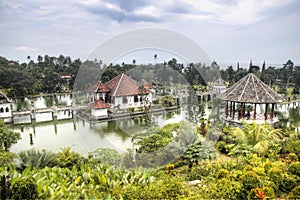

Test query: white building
[90,73,153,110]
[90,99,110,118]
[0,91,12,123]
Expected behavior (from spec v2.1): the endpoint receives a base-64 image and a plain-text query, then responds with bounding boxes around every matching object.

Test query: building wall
[213,86,226,94]
[112,94,152,110]
[91,108,108,117]
[0,103,12,118]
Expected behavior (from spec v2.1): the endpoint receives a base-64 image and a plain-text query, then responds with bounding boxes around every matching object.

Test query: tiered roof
[220,73,284,103]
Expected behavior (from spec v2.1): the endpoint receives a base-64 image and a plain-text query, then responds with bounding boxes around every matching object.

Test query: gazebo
[219,73,285,124]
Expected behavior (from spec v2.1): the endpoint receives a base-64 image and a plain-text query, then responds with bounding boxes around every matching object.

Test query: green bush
[288,162,300,177]
[287,140,300,155]
[279,173,300,193]
[11,177,38,200]
[203,178,243,200]
[288,185,300,199]
[240,171,261,198]
[247,187,275,200]
[268,167,283,185]
[186,163,215,180]
[215,141,228,154]
[287,153,299,162]
[216,169,230,179]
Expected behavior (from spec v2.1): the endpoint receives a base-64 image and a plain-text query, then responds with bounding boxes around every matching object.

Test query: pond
[9,94,300,155]
[9,93,211,155]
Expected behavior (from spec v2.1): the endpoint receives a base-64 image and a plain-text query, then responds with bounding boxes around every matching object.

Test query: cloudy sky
[1,0,300,67]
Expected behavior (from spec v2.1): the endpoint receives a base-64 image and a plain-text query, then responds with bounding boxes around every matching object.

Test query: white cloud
[15,46,38,51]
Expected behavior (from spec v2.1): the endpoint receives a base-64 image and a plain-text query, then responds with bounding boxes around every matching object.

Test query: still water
[9,94,300,155]
[10,108,193,156]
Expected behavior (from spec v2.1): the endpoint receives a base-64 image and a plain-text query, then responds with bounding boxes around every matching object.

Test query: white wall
[0,103,12,118]
[91,108,108,117]
[113,94,153,109]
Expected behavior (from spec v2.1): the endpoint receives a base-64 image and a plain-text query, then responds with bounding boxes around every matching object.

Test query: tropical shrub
[240,171,261,198]
[215,141,228,154]
[200,178,243,200]
[216,168,230,179]
[286,140,300,155]
[287,162,300,177]
[54,147,87,168]
[288,185,300,199]
[88,148,122,168]
[229,122,283,156]
[279,173,300,193]
[10,177,38,200]
[17,148,56,170]
[247,187,275,200]
[182,140,216,168]
[287,153,299,162]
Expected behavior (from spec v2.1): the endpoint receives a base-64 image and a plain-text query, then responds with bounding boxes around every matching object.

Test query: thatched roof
[219,73,284,103]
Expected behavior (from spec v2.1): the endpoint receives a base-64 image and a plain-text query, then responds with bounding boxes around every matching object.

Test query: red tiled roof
[91,100,110,109]
[88,82,110,93]
[106,73,151,96]
[142,79,154,89]
[89,73,153,97]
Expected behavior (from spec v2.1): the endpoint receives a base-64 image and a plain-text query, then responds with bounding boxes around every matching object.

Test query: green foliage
[17,148,56,170]
[286,140,300,155]
[88,148,122,168]
[159,95,175,107]
[54,147,87,168]
[132,123,179,154]
[10,177,38,200]
[216,168,230,179]
[247,187,275,200]
[0,121,21,151]
[204,178,243,200]
[240,171,261,192]
[288,185,300,199]
[279,173,300,193]
[229,122,283,156]
[215,141,228,154]
[182,139,216,168]
[287,153,299,162]
[0,150,17,167]
[288,162,300,177]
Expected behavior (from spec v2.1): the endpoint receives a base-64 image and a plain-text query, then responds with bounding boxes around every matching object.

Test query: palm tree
[230,122,283,156]
[17,148,56,171]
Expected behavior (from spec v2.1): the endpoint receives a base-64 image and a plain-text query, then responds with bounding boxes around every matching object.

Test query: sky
[1,0,300,68]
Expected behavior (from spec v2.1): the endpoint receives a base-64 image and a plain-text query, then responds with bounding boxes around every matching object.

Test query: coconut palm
[230,122,283,156]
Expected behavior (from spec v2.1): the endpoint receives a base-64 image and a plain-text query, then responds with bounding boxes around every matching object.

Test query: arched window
[0,107,3,113]
[5,107,9,112]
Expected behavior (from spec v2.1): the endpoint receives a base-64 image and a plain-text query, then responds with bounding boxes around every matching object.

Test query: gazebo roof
[212,78,226,86]
[220,73,285,103]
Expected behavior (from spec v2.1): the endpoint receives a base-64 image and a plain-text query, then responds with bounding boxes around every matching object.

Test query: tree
[0,121,21,151]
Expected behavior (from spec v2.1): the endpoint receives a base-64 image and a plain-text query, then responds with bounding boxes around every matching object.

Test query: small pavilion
[219,73,285,124]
